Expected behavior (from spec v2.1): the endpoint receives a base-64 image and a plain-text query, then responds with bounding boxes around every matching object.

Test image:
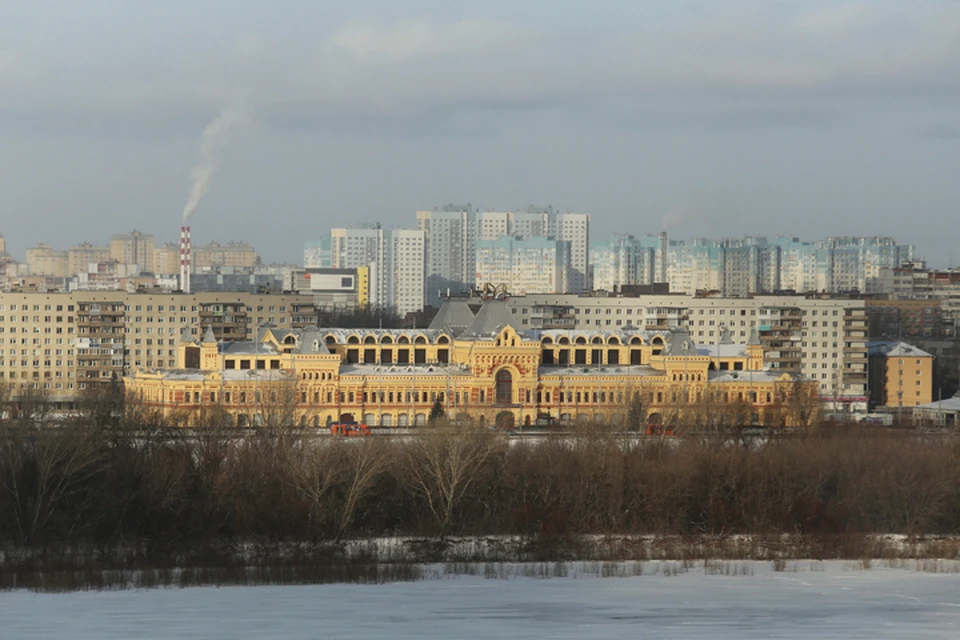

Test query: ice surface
[2,562,960,639]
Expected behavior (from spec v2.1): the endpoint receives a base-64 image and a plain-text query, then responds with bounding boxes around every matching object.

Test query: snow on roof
[709,370,785,384]
[338,363,471,377]
[538,365,661,378]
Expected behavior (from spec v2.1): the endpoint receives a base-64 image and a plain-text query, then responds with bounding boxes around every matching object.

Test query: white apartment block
[506,293,869,406]
[417,208,476,307]
[664,236,913,296]
[385,229,426,316]
[418,206,591,304]
[475,236,571,295]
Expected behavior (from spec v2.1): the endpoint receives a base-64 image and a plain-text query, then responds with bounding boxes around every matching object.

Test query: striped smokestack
[180,225,192,294]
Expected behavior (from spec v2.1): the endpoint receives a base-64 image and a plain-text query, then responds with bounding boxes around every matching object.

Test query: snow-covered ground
[3,561,960,639]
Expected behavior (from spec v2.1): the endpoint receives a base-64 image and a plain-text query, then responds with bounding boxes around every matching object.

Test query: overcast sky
[1,0,959,265]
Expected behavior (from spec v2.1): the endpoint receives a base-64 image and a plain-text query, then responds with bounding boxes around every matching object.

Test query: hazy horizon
[2,1,958,265]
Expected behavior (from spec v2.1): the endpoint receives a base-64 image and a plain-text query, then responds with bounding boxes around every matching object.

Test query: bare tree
[333,438,388,542]
[403,421,504,539]
[0,407,105,545]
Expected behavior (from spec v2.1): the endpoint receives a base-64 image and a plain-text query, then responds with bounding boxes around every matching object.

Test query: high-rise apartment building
[110,230,155,274]
[551,212,591,293]
[153,243,180,275]
[591,233,668,292]
[419,206,591,303]
[475,236,571,295]
[308,225,425,314]
[664,235,913,296]
[383,229,426,315]
[417,206,477,306]
[67,243,112,276]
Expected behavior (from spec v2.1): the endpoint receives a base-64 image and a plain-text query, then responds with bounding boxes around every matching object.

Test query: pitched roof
[869,340,933,358]
[664,330,699,356]
[458,301,519,340]
[428,299,476,336]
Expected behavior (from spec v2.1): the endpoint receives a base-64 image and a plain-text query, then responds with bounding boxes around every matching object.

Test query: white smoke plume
[181,105,248,222]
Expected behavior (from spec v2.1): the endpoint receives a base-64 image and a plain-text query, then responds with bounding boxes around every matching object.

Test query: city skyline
[2,1,959,265]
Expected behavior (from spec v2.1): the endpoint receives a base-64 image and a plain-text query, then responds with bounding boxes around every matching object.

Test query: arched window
[414,335,427,344]
[284,335,296,345]
[608,337,620,345]
[347,335,360,344]
[542,336,553,345]
[496,369,513,405]
[437,335,450,344]
[575,336,587,345]
[630,336,643,345]
[381,335,393,344]
[398,336,410,344]
[558,337,570,345]
[364,335,377,344]
[591,336,603,345]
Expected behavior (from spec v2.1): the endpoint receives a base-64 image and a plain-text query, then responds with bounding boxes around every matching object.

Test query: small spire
[747,327,760,346]
[202,325,216,344]
[720,324,733,345]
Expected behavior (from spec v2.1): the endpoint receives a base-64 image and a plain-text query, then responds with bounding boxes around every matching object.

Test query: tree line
[2,387,960,558]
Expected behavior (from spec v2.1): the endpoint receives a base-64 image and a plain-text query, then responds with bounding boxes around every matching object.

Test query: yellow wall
[125,325,818,429]
[884,354,934,408]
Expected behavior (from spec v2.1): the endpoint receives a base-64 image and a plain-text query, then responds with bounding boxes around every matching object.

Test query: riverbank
[6,534,960,592]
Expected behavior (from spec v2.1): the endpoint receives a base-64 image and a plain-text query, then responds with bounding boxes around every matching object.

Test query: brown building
[868,341,934,410]
[866,299,949,339]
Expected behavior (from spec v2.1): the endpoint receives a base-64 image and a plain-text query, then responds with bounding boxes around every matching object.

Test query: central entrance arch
[495,369,513,405]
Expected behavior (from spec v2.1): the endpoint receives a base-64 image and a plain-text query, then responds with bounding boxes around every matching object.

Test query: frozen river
[3,562,960,639]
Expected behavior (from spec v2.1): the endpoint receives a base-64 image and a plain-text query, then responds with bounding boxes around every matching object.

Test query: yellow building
[67,243,112,276]
[124,300,820,429]
[26,244,68,277]
[110,231,155,273]
[869,341,934,409]
[192,242,259,270]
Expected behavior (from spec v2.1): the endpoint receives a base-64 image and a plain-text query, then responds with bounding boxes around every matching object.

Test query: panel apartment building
[505,292,869,408]
[418,205,591,306]
[0,291,316,405]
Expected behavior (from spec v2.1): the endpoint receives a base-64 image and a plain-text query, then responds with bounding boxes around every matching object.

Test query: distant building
[110,230,155,274]
[192,241,259,270]
[67,242,111,276]
[475,236,571,295]
[26,243,68,277]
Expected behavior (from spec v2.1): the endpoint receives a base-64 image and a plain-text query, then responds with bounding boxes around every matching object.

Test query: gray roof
[664,330,700,356]
[915,395,960,413]
[459,301,520,340]
[428,299,476,336]
[709,370,786,383]
[220,340,280,356]
[869,340,933,358]
[202,326,216,344]
[747,327,761,346]
[338,363,471,377]
[145,369,294,382]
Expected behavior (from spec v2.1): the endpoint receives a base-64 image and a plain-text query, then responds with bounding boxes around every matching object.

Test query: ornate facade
[123,300,818,428]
